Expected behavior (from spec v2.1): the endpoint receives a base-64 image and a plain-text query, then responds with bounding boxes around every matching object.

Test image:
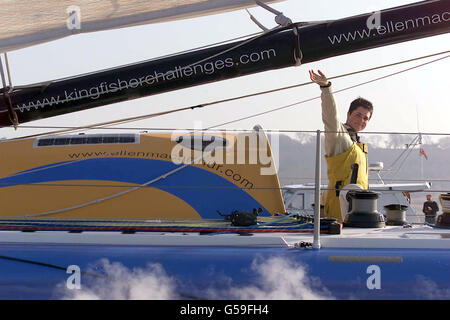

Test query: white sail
[0,0,284,52]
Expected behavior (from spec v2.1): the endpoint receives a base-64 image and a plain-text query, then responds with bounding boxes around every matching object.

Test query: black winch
[384,204,408,226]
[343,190,385,228]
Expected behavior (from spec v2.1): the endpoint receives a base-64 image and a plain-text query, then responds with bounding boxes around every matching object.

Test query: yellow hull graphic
[0,130,285,219]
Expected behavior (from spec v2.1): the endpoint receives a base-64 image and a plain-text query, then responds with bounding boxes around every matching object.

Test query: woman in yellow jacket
[309,70,373,222]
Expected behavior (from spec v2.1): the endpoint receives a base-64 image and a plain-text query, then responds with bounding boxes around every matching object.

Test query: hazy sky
[1,0,449,140]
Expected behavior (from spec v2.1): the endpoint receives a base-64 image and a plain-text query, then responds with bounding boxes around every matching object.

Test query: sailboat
[0,0,449,300]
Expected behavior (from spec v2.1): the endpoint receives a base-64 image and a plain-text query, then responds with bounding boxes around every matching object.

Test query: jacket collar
[343,123,360,143]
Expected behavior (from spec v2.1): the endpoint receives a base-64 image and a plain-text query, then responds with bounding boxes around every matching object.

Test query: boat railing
[282,129,449,228]
[0,126,448,229]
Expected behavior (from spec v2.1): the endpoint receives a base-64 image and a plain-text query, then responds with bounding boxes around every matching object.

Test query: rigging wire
[136,31,264,61]
[384,143,420,179]
[0,254,204,299]
[281,177,450,183]
[0,53,19,128]
[4,24,286,93]
[206,53,450,130]
[1,25,297,138]
[8,127,450,136]
[0,182,446,193]
[0,181,443,189]
[200,49,450,110]
[0,10,447,226]
[0,46,449,214]
[21,144,220,218]
[5,49,450,140]
[384,135,419,173]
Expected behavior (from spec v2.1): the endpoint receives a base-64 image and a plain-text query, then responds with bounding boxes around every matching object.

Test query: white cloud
[205,256,334,300]
[413,275,450,300]
[57,256,334,300]
[59,258,178,300]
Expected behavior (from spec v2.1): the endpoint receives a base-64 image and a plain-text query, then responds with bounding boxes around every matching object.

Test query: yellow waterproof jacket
[324,142,368,221]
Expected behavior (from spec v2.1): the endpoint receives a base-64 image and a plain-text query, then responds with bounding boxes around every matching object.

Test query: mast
[1,0,449,127]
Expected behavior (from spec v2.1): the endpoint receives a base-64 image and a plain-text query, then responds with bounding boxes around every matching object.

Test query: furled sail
[0,0,284,53]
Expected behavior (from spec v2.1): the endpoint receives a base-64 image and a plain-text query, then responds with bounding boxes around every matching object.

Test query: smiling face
[346,106,371,132]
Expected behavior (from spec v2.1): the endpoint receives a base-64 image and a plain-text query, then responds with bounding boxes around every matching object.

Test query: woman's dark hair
[348,97,373,119]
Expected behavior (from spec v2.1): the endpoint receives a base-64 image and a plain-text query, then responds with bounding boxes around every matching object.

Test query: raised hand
[309,70,330,87]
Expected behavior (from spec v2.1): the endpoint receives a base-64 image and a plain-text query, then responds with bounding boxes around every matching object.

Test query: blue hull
[1,243,449,300]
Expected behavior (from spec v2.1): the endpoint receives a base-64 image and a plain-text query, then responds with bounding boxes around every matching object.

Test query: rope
[1,50,449,213]
[4,31,265,92]
[282,177,450,182]
[246,9,268,31]
[388,143,421,180]
[0,54,18,128]
[9,127,450,136]
[0,254,203,299]
[0,25,287,122]
[6,49,449,140]
[21,146,218,218]
[209,52,450,129]
[156,25,285,84]
[3,53,13,88]
[201,49,450,109]
[254,212,307,227]
[1,182,446,193]
[0,216,323,233]
[0,255,109,279]
[0,55,8,89]
[8,105,205,140]
[3,26,295,138]
[139,32,264,62]
[385,135,419,173]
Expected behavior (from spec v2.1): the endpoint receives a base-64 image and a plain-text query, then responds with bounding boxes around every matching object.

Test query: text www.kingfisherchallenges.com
[16,49,278,112]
